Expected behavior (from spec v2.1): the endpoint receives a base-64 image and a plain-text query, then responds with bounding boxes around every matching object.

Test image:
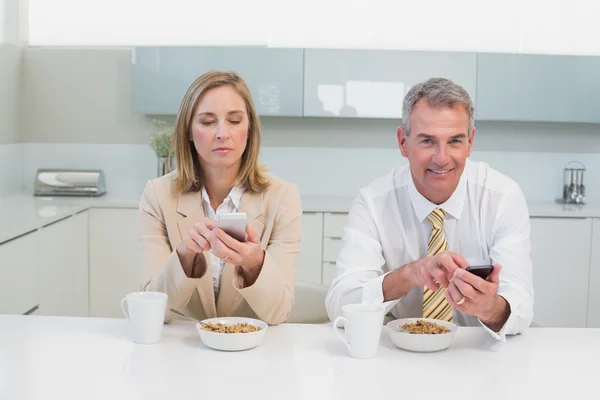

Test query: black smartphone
[465,265,494,280]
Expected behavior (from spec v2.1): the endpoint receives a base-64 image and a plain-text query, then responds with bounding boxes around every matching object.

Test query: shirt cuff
[478,291,522,342]
[361,271,400,315]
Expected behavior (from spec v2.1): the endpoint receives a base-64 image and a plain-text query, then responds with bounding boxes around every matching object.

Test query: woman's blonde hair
[170,70,269,194]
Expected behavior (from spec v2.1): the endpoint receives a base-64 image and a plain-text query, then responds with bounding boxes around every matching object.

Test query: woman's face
[190,85,249,173]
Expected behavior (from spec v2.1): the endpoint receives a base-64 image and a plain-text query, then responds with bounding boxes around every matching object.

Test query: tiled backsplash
[10,143,600,203]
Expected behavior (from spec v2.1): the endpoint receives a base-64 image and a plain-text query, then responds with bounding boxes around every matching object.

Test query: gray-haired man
[325,78,533,341]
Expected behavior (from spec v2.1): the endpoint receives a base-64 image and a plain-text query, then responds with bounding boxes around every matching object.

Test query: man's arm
[485,185,535,337]
[325,191,397,321]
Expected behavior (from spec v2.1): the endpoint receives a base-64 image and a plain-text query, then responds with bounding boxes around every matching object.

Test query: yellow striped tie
[423,208,453,322]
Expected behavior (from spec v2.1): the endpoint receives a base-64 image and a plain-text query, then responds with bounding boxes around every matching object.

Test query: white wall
[27,0,600,56]
[0,44,21,144]
[0,43,22,194]
[19,48,151,144]
[12,47,600,203]
[18,47,600,151]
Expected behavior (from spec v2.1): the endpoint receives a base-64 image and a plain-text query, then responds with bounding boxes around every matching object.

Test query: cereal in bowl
[200,322,262,334]
[401,320,451,334]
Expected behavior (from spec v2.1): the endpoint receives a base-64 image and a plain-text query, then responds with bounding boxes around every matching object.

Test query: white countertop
[0,315,597,400]
[1,192,599,244]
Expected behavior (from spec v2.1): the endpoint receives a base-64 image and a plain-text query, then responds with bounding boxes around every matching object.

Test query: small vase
[157,156,171,177]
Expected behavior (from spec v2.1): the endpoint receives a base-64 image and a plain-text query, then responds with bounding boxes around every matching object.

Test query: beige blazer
[139,171,302,325]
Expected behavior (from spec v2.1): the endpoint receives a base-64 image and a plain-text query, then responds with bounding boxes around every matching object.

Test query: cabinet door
[476,53,600,122]
[0,231,39,315]
[303,49,477,118]
[529,217,592,327]
[587,219,600,327]
[132,47,304,116]
[296,213,323,284]
[37,216,75,316]
[89,208,143,318]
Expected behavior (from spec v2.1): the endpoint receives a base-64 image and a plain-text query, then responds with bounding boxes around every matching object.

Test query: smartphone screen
[217,212,248,242]
[465,265,494,280]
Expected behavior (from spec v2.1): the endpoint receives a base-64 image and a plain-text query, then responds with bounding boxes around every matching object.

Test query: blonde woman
[139,71,302,325]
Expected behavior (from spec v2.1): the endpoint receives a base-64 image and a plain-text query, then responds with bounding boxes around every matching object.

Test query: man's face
[397,98,475,205]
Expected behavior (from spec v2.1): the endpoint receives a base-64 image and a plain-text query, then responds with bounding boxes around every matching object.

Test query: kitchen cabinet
[529,217,592,327]
[303,49,477,118]
[476,53,600,122]
[0,231,39,315]
[131,47,304,116]
[37,212,89,317]
[321,213,348,285]
[587,219,600,328]
[296,212,323,284]
[89,208,143,318]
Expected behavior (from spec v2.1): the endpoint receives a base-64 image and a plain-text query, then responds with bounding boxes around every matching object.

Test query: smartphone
[217,212,248,242]
[465,265,494,280]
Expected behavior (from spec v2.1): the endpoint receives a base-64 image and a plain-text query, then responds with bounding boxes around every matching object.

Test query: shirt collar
[407,160,469,222]
[201,184,244,210]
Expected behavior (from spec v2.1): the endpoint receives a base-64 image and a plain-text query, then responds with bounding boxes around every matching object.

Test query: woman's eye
[201,120,215,126]
[229,120,241,125]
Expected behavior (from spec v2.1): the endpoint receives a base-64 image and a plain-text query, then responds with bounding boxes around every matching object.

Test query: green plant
[149,119,174,158]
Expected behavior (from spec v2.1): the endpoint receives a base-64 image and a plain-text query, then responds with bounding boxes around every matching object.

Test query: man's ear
[467,127,476,156]
[398,126,409,157]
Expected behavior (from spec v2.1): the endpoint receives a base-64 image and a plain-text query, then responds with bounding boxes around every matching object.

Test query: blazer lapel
[217,190,265,315]
[176,191,217,318]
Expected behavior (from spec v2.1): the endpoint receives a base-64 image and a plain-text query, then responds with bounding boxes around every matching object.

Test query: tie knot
[427,208,445,230]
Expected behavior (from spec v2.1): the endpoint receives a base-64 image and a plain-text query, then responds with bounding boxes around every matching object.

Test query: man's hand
[413,251,470,290]
[445,264,510,331]
[383,251,469,302]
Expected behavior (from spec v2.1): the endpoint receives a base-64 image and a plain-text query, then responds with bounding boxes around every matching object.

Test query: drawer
[322,262,337,286]
[323,237,342,263]
[323,212,348,238]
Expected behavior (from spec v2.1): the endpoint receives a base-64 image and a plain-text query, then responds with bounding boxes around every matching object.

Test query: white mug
[121,292,168,344]
[332,303,385,359]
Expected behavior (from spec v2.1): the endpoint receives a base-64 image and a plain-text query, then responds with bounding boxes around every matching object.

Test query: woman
[139,71,302,325]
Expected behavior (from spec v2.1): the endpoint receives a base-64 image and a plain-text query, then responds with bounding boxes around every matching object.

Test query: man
[325,78,533,341]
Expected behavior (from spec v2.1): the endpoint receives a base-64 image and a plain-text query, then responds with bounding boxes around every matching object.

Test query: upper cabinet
[131,46,600,123]
[476,53,600,123]
[131,47,304,116]
[303,49,477,119]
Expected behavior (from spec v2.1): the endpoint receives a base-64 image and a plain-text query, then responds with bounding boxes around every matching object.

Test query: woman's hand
[211,224,265,286]
[176,218,217,277]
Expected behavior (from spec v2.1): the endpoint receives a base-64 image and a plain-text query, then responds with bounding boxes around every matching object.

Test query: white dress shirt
[325,159,534,341]
[201,185,244,300]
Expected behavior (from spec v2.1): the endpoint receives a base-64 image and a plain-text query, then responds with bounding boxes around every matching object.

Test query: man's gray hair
[402,77,475,135]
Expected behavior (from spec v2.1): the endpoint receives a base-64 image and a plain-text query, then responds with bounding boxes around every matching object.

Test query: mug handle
[332,316,350,350]
[121,298,129,320]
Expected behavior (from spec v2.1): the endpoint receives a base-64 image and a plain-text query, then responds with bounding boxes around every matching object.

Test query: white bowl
[195,317,268,351]
[387,318,457,352]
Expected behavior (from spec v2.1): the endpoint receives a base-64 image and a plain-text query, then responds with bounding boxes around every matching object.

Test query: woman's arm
[234,184,302,325]
[139,180,207,322]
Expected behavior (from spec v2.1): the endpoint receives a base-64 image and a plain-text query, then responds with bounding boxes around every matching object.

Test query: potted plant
[149,119,175,177]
